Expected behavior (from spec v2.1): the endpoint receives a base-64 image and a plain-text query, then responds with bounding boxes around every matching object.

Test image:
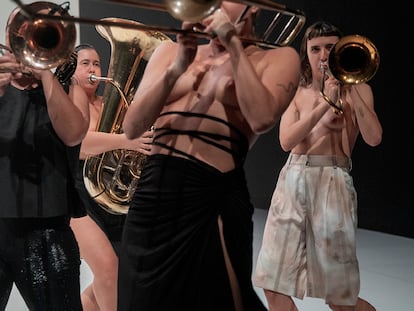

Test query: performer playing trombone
[121,1,301,310]
[254,20,382,311]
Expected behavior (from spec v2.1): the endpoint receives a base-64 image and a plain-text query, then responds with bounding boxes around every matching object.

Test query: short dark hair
[74,43,96,53]
[300,21,343,86]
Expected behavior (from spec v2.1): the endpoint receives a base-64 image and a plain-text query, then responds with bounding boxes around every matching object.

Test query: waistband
[287,154,352,171]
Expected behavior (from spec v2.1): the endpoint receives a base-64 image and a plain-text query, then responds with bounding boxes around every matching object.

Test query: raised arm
[36,69,90,146]
[346,83,382,147]
[123,23,198,140]
[279,90,332,152]
[203,9,300,135]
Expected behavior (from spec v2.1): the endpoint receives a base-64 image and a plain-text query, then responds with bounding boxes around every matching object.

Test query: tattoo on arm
[277,81,297,95]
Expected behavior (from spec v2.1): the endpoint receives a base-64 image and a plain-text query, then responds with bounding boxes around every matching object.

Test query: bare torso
[79,95,102,160]
[290,86,359,157]
[152,44,265,172]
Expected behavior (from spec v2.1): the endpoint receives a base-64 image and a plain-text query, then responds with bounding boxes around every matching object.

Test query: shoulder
[291,86,312,107]
[354,82,372,92]
[262,46,299,61]
[349,82,374,107]
[153,40,177,55]
[256,46,300,74]
[148,40,177,64]
[347,82,373,99]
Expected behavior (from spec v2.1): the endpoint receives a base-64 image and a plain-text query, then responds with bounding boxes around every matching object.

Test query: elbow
[249,113,280,135]
[279,134,295,152]
[122,113,142,140]
[367,133,382,147]
[64,127,88,147]
[62,121,89,147]
[63,135,83,147]
[250,120,276,135]
[280,142,292,152]
[124,130,134,140]
[250,121,274,135]
[122,121,134,140]
[65,139,82,147]
[280,139,295,152]
[364,126,383,147]
[122,122,138,140]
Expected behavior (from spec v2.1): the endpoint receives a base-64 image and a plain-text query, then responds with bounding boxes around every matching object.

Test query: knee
[264,290,297,311]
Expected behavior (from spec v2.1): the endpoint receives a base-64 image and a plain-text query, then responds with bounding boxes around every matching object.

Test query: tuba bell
[82,18,171,215]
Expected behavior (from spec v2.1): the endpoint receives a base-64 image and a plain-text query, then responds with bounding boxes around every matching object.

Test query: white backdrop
[0,0,80,58]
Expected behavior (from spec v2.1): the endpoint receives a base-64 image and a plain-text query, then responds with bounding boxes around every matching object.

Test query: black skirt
[118,154,266,311]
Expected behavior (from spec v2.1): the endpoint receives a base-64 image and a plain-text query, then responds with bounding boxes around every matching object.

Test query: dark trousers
[0,217,82,311]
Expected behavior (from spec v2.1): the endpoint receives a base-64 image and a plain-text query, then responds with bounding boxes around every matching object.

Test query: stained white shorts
[254,154,359,306]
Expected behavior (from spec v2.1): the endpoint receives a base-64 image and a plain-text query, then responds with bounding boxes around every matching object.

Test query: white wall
[0,0,80,54]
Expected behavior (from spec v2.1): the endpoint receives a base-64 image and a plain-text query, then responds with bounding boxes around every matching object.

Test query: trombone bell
[329,34,380,85]
[165,0,222,23]
[8,1,76,69]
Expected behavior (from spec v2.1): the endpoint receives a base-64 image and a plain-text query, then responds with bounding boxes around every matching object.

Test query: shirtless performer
[119,2,300,310]
[254,21,382,311]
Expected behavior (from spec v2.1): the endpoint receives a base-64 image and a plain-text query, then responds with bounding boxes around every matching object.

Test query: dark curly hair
[299,21,343,86]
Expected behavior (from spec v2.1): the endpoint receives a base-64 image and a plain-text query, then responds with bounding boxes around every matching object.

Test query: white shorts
[254,154,360,306]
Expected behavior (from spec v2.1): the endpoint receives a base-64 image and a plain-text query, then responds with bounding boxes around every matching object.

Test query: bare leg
[264,289,298,311]
[81,285,99,311]
[355,298,376,311]
[329,297,376,311]
[71,216,119,311]
[218,216,244,311]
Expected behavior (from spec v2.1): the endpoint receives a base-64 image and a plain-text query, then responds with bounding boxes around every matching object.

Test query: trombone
[9,1,76,69]
[320,34,380,115]
[0,0,76,73]
[0,43,34,76]
[97,0,307,47]
[8,0,305,59]
[3,0,306,213]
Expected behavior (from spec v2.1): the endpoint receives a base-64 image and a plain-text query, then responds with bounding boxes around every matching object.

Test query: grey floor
[6,208,414,311]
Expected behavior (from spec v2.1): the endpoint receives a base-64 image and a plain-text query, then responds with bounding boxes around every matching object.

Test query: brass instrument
[329,34,379,85]
[100,0,306,47]
[320,34,380,115]
[12,0,305,48]
[82,18,171,215]
[0,44,34,76]
[7,0,306,214]
[5,1,76,70]
[165,0,222,22]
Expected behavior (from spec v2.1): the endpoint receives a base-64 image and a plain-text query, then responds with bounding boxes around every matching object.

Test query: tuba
[82,18,171,215]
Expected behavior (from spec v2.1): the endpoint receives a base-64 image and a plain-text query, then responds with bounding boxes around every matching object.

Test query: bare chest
[89,99,102,129]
